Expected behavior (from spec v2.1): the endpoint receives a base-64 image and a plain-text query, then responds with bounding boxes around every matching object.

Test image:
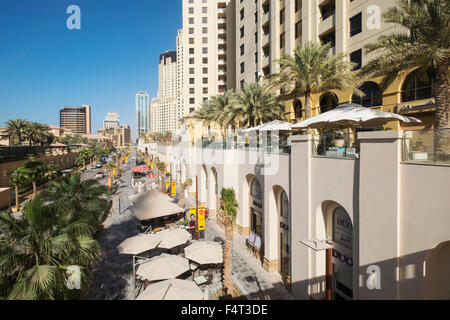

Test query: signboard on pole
[198,206,205,231]
[171,181,176,196]
[189,207,196,221]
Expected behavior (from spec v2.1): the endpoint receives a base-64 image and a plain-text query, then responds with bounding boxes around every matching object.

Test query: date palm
[23,157,47,199]
[0,199,100,300]
[5,119,27,146]
[39,173,110,230]
[24,122,50,146]
[235,82,287,128]
[218,187,239,296]
[6,167,29,212]
[268,42,360,120]
[360,0,450,158]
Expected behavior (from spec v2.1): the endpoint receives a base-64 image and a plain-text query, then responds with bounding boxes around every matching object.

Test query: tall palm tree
[268,42,360,120]
[0,199,100,300]
[5,119,27,146]
[6,167,29,212]
[23,157,47,199]
[235,82,287,128]
[23,122,50,146]
[218,187,239,296]
[39,173,110,230]
[360,0,450,157]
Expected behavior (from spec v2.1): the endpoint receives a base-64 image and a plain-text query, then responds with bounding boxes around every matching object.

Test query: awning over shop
[129,190,184,221]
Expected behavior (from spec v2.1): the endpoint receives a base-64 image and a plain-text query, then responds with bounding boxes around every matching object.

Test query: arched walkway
[352,81,383,107]
[316,201,354,300]
[200,165,207,204]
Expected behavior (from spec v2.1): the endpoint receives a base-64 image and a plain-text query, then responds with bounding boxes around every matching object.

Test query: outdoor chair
[253,235,261,260]
[246,231,256,253]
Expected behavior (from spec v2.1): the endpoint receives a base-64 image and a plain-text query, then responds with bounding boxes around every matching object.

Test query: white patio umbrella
[156,228,192,249]
[136,279,204,300]
[184,241,223,265]
[117,234,161,255]
[136,254,190,282]
[292,103,421,130]
[242,123,265,133]
[129,190,184,221]
[258,120,293,132]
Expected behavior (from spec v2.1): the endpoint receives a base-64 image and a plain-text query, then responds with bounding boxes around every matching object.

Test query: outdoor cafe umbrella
[291,103,421,130]
[257,120,293,132]
[117,234,161,255]
[129,190,184,221]
[184,241,223,265]
[136,279,204,300]
[156,228,192,249]
[136,254,190,282]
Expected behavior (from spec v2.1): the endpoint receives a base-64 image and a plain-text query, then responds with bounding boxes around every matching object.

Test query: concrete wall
[0,151,79,188]
[164,129,450,300]
[0,187,9,210]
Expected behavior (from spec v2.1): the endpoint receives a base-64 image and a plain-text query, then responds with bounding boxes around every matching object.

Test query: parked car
[95,171,103,178]
[96,163,102,168]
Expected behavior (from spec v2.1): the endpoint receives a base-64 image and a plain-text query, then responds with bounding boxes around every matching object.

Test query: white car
[95,171,104,179]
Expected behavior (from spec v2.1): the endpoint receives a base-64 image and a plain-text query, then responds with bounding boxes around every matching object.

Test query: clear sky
[0,0,182,139]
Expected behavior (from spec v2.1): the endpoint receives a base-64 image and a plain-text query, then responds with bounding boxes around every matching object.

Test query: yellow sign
[198,206,205,231]
[150,163,153,170]
[188,206,205,231]
[164,168,167,174]
[171,181,176,196]
[107,177,112,189]
[112,169,116,176]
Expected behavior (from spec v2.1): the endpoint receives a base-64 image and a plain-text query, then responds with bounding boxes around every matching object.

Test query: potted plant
[332,131,345,148]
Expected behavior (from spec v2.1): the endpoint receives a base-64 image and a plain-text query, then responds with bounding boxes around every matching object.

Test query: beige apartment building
[150,51,180,133]
[181,0,236,114]
[59,105,91,135]
[98,125,131,148]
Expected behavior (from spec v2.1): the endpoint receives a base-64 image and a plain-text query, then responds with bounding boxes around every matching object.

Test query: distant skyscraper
[60,105,91,134]
[135,91,149,137]
[103,112,120,129]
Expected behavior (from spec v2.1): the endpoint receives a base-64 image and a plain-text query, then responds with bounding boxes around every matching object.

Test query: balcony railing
[402,128,450,164]
[312,133,359,159]
[194,140,291,154]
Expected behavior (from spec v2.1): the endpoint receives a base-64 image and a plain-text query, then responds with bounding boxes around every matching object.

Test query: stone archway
[200,165,208,204]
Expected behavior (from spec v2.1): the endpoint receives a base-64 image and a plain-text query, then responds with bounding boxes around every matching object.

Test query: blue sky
[0,0,182,139]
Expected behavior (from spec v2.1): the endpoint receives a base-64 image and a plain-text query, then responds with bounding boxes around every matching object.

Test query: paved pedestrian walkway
[205,218,294,300]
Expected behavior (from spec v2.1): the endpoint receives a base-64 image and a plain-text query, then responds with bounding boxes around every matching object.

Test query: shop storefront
[250,178,263,238]
[332,206,353,300]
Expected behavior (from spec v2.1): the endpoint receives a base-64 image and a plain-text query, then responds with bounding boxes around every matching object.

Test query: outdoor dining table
[193,275,208,287]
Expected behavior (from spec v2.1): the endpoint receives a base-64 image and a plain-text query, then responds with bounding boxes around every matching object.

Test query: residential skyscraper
[181,0,236,114]
[135,91,150,138]
[103,112,120,130]
[59,105,91,135]
[150,51,180,133]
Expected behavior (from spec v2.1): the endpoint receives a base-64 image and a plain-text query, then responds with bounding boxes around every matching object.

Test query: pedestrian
[189,214,196,236]
[205,208,209,220]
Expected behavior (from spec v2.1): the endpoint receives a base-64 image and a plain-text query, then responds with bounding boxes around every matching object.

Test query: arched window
[320,92,339,114]
[401,68,433,102]
[250,178,262,200]
[293,99,302,119]
[352,81,382,107]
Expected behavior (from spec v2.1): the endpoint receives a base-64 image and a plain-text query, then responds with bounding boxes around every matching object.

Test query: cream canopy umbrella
[292,103,421,130]
[242,123,265,133]
[257,120,293,132]
[129,190,184,221]
[184,241,223,265]
[117,234,161,255]
[136,255,190,282]
[156,228,192,249]
[136,279,204,300]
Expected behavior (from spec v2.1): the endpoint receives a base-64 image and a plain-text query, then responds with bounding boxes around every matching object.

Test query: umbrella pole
[133,255,136,299]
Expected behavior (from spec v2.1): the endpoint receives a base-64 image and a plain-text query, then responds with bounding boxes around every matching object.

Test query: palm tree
[178,178,192,209]
[268,42,360,120]
[23,122,50,146]
[235,82,287,128]
[218,187,239,296]
[0,199,100,300]
[42,163,59,188]
[6,167,29,212]
[23,157,47,199]
[39,173,110,230]
[360,0,450,157]
[5,119,27,146]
